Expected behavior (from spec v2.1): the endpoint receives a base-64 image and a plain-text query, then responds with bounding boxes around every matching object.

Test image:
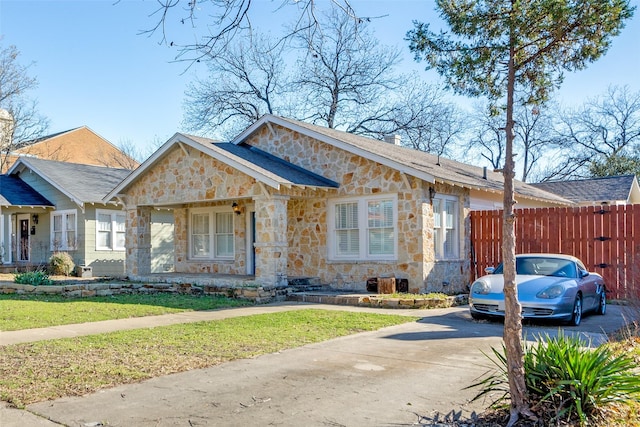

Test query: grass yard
[0,293,252,331]
[0,309,417,407]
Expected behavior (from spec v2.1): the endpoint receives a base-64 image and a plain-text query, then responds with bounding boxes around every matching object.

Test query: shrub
[49,252,75,276]
[470,332,640,425]
[14,270,54,286]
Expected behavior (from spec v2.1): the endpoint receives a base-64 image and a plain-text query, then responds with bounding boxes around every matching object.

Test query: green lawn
[0,309,417,407]
[0,293,252,331]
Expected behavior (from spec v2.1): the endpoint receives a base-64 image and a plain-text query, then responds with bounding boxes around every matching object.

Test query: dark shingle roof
[530,175,636,204]
[0,175,54,207]
[183,135,339,189]
[214,142,339,188]
[11,158,132,204]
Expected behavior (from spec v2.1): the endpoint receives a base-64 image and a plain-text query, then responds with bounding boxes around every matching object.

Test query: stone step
[287,276,326,292]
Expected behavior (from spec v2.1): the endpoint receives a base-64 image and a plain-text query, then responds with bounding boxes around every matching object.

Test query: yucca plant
[469,332,640,425]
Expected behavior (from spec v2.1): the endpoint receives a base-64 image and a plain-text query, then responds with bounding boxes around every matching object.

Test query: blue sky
[1,0,639,155]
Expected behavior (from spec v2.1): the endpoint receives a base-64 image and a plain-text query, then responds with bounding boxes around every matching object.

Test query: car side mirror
[579,270,589,278]
[485,267,495,274]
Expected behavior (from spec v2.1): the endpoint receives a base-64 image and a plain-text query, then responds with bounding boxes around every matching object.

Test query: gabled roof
[105,132,339,201]
[233,115,572,205]
[0,175,54,208]
[17,127,82,146]
[8,157,132,208]
[530,175,639,204]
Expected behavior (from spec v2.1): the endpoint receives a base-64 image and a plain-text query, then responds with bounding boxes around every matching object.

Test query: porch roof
[0,175,54,208]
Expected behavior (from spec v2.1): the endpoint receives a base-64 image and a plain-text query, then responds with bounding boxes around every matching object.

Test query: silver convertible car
[469,254,606,326]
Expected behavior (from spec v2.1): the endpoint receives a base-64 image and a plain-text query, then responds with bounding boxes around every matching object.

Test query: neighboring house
[530,175,640,206]
[0,158,133,276]
[1,126,139,173]
[105,115,570,293]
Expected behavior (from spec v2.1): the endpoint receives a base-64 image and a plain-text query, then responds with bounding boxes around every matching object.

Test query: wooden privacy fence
[470,204,640,300]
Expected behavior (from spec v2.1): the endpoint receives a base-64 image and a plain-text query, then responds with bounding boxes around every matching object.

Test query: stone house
[0,157,133,275]
[105,115,570,293]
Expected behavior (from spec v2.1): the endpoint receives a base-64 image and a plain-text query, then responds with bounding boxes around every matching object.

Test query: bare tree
[292,7,401,130]
[379,82,465,156]
[465,104,506,171]
[183,34,291,138]
[513,104,561,182]
[140,0,369,62]
[0,43,49,171]
[182,8,465,153]
[92,139,142,170]
[554,85,640,178]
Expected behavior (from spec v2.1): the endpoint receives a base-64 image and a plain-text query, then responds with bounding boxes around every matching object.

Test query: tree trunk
[503,12,536,427]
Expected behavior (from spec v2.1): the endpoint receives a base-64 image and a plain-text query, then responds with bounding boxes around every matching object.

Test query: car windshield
[492,257,577,278]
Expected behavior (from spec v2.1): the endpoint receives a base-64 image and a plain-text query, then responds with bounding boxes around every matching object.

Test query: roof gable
[9,126,139,170]
[105,132,339,202]
[8,157,132,207]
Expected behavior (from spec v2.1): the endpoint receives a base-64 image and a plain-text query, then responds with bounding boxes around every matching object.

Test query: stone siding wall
[248,125,471,293]
[123,146,258,206]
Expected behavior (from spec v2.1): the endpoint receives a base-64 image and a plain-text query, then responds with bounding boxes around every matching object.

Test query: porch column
[125,206,151,278]
[253,194,289,287]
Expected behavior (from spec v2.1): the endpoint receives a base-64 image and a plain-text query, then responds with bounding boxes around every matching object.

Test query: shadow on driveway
[383,304,636,347]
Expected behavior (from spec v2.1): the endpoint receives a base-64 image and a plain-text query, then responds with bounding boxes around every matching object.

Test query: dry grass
[0,310,417,407]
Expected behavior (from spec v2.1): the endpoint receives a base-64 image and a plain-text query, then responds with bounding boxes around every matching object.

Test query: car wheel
[470,311,486,321]
[596,291,606,316]
[568,295,582,326]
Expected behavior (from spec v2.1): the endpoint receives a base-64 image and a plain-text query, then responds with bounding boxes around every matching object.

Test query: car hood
[480,275,576,294]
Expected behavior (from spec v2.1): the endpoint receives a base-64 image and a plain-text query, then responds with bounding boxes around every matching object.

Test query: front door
[18,214,30,262]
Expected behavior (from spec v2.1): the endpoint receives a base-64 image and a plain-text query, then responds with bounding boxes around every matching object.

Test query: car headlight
[536,284,565,299]
[471,280,491,295]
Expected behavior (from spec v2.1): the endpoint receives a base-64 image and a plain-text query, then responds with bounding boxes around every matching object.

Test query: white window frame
[188,207,235,260]
[433,195,460,260]
[50,209,77,251]
[327,194,397,261]
[96,209,126,251]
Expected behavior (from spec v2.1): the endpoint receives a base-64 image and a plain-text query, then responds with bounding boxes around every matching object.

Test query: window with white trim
[51,210,77,251]
[433,195,459,259]
[96,210,126,251]
[189,208,235,260]
[328,195,397,261]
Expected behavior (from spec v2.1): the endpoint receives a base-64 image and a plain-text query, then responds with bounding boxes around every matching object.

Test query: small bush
[470,332,640,425]
[14,271,54,286]
[49,252,75,276]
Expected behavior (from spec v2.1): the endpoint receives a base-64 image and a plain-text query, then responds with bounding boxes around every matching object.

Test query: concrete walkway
[1,303,635,426]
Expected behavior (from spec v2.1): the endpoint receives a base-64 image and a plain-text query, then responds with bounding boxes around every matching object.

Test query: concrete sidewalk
[1,303,634,426]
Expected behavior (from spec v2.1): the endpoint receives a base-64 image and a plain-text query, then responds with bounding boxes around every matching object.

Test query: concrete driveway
[6,303,637,427]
